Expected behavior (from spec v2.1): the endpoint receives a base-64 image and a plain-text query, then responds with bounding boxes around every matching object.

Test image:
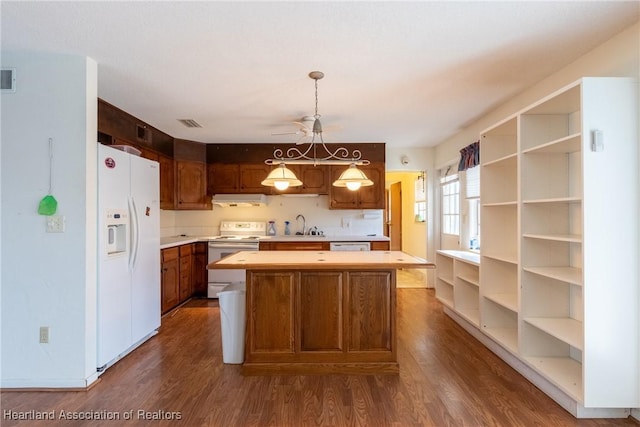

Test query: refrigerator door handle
[128,196,140,270]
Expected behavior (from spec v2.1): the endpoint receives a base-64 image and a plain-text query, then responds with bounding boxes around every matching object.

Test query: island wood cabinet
[330,163,385,209]
[244,269,396,374]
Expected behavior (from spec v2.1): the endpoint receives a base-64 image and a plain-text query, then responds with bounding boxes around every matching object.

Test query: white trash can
[217,283,246,364]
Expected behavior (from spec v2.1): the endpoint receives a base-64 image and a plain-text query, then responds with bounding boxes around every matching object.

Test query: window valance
[458,140,480,171]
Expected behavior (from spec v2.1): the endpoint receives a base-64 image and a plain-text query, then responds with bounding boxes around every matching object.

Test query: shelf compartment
[435,279,454,309]
[457,275,479,287]
[523,267,582,287]
[455,259,479,285]
[522,234,582,243]
[521,238,582,272]
[524,317,583,350]
[521,150,582,201]
[435,252,454,283]
[484,293,517,313]
[524,356,583,403]
[522,133,581,155]
[482,298,518,353]
[454,277,480,327]
[522,201,582,241]
[480,155,517,204]
[481,256,518,308]
[481,204,517,263]
[483,152,517,167]
[481,116,517,163]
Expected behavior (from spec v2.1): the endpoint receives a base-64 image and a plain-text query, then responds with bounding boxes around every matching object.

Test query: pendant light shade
[261,163,302,190]
[332,163,373,191]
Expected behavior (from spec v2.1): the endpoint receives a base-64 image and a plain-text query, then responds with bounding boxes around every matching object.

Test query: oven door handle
[208,242,259,250]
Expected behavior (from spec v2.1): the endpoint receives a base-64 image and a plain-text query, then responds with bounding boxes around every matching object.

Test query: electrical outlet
[39,326,50,343]
[342,217,352,228]
[46,215,65,233]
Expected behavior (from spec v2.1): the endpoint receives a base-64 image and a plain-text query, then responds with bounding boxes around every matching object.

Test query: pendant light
[261,163,302,190]
[264,71,373,191]
[332,163,374,191]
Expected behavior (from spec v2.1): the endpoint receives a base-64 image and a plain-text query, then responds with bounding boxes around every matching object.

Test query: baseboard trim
[443,306,631,419]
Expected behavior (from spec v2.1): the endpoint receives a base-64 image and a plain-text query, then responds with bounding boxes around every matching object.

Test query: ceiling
[2,1,638,148]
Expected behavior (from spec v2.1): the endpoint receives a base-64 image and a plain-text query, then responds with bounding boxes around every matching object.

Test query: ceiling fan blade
[271,131,301,136]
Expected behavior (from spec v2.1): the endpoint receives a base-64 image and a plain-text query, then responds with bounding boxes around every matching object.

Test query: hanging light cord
[48,137,53,195]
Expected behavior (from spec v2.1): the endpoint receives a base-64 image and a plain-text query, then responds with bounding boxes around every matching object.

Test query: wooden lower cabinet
[244,269,396,374]
[162,243,206,314]
[259,241,330,251]
[178,245,193,302]
[161,247,180,314]
[192,242,207,296]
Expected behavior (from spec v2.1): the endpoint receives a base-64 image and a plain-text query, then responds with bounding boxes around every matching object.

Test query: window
[414,172,426,222]
[440,173,460,235]
[466,166,480,250]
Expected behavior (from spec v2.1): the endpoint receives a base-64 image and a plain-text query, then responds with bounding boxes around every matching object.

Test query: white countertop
[160,234,390,249]
[208,250,434,270]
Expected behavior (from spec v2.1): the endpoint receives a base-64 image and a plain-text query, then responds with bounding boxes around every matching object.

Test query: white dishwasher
[329,242,371,251]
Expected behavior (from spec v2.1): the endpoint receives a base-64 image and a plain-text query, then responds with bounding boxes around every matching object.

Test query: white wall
[434,21,639,167]
[1,52,99,387]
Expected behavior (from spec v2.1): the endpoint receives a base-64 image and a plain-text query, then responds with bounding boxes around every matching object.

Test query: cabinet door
[300,165,329,194]
[176,160,208,209]
[158,154,175,210]
[179,245,193,302]
[357,163,385,209]
[329,166,358,209]
[207,163,239,194]
[329,163,385,209]
[269,241,330,251]
[346,271,393,352]
[299,271,343,352]
[371,241,390,251]
[247,272,295,358]
[192,242,207,296]
[239,164,271,194]
[161,249,180,314]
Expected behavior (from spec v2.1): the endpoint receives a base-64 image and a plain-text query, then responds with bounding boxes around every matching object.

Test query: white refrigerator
[97,144,160,370]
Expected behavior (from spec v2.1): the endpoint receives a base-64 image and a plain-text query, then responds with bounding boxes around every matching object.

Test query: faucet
[296,214,306,235]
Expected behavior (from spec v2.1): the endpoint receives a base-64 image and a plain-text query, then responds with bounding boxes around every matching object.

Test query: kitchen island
[208,250,434,375]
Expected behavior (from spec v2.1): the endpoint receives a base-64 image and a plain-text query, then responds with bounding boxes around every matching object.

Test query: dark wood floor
[3,289,639,426]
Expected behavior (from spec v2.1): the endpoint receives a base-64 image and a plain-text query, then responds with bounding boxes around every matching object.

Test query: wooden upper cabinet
[274,164,329,195]
[208,163,240,194]
[158,154,175,210]
[330,163,385,209]
[175,160,209,209]
[239,164,271,193]
[207,163,271,194]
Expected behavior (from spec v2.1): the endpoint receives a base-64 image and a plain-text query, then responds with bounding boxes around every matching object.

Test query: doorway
[387,182,402,251]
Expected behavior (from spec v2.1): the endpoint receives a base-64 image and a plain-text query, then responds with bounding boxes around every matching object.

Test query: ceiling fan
[271,116,316,144]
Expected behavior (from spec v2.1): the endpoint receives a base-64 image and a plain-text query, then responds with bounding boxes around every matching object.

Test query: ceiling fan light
[261,163,302,189]
[332,164,374,191]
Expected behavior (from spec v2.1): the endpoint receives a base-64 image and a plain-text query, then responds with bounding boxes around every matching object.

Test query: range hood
[211,194,268,207]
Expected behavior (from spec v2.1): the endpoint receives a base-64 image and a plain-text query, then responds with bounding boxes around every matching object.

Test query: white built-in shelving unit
[436,77,639,418]
[436,250,480,326]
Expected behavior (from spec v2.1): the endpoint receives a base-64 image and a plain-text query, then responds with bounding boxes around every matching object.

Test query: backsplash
[161,195,384,238]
